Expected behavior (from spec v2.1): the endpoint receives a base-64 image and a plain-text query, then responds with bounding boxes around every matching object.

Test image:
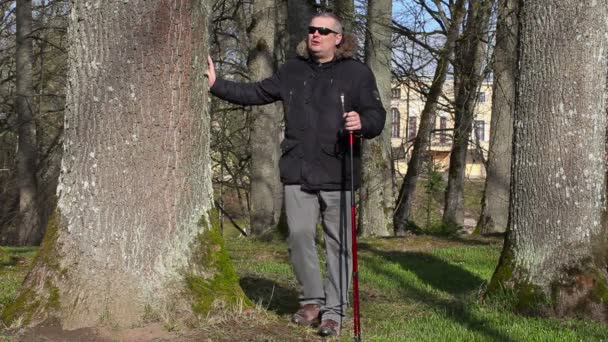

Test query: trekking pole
[341,94,361,342]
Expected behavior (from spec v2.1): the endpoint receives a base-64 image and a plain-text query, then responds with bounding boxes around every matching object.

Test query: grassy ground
[0,247,37,314]
[227,235,608,341]
[0,236,608,341]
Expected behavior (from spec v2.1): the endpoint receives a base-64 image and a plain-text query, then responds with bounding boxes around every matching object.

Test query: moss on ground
[485,242,550,315]
[186,209,252,316]
[487,248,608,321]
[1,209,63,327]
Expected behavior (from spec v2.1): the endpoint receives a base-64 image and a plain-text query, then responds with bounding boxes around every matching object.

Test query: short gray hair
[311,11,344,34]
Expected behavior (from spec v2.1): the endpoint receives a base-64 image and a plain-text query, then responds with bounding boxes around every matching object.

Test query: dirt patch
[7,311,332,342]
[10,322,107,342]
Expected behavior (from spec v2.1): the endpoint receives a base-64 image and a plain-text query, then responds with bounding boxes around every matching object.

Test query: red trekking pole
[341,94,361,342]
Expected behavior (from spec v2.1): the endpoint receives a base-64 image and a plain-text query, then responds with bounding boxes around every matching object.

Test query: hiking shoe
[292,304,320,326]
[317,319,340,337]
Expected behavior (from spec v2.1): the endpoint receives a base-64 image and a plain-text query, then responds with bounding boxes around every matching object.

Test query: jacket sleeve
[210,70,282,106]
[355,68,386,139]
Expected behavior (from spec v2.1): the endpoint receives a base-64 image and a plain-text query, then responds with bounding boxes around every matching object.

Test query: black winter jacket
[210,40,386,191]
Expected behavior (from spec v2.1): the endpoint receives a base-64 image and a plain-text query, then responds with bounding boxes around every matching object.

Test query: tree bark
[334,0,355,32]
[248,0,283,237]
[13,0,42,246]
[477,0,517,234]
[359,0,393,237]
[2,0,248,329]
[286,0,315,57]
[487,0,608,321]
[393,0,466,235]
[442,0,493,228]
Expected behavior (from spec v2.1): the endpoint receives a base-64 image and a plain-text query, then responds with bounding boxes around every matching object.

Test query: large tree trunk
[477,0,517,234]
[248,0,283,237]
[359,0,393,237]
[442,0,492,228]
[393,0,466,235]
[2,0,248,330]
[13,0,42,246]
[487,0,608,321]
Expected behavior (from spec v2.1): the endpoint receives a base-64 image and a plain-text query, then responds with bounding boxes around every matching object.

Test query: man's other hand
[207,56,216,88]
[343,111,361,131]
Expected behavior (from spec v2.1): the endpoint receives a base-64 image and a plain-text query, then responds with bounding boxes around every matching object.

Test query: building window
[477,91,486,103]
[474,120,485,141]
[391,108,400,138]
[392,88,401,99]
[439,117,447,143]
[408,117,417,140]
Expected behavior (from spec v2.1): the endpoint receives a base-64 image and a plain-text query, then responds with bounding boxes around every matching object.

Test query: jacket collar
[296,34,358,62]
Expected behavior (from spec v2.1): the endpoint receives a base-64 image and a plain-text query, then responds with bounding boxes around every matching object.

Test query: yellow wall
[390,80,492,179]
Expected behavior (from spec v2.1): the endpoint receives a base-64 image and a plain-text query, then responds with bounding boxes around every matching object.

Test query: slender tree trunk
[2,0,248,329]
[478,0,517,234]
[334,0,355,32]
[286,0,315,56]
[35,0,68,250]
[275,0,289,64]
[393,0,466,235]
[487,0,608,321]
[442,0,493,228]
[13,0,41,246]
[248,0,283,237]
[359,0,393,237]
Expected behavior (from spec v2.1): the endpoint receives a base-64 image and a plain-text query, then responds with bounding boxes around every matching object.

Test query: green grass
[0,247,37,314]
[227,236,608,341]
[2,237,608,341]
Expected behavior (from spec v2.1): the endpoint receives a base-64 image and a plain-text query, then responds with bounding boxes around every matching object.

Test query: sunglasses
[308,26,340,36]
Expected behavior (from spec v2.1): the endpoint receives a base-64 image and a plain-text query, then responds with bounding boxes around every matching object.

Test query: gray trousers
[284,185,352,324]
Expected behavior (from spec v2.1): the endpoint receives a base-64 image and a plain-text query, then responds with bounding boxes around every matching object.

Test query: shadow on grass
[371,234,504,247]
[359,242,484,296]
[360,243,514,342]
[239,276,299,316]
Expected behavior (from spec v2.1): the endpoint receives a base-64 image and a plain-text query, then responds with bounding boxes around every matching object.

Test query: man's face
[307,17,343,62]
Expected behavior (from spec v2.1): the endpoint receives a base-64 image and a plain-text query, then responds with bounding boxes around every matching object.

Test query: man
[207,12,385,337]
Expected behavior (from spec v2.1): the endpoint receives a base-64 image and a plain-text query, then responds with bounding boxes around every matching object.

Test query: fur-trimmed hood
[296,34,358,60]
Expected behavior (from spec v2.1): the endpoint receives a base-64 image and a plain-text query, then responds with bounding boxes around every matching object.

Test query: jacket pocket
[285,89,309,130]
[316,143,347,186]
[280,138,299,156]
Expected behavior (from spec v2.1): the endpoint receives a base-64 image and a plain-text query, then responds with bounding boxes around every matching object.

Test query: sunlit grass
[228,235,608,341]
[1,236,607,341]
[0,247,37,313]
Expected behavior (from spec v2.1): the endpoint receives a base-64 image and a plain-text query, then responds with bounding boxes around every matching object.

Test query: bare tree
[486,0,608,321]
[442,0,493,228]
[393,0,466,235]
[248,0,283,237]
[477,0,517,234]
[209,0,253,220]
[3,0,247,329]
[12,0,42,246]
[359,0,393,237]
[0,0,68,245]
[286,0,316,57]
[334,0,355,32]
